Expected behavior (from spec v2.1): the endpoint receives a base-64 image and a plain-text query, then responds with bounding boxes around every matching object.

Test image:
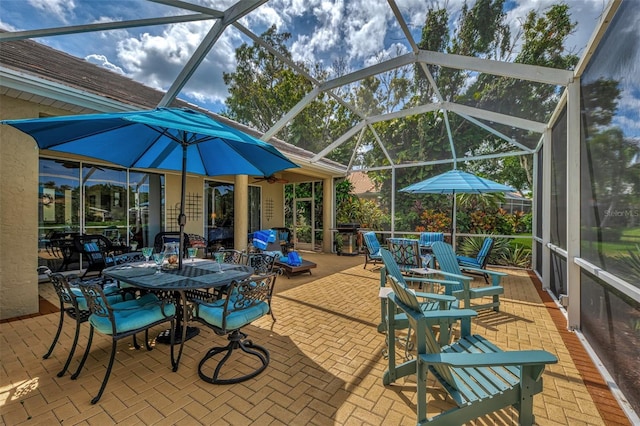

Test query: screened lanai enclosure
[0,0,638,421]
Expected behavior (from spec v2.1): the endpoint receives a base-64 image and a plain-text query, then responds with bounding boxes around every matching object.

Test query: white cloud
[85,54,124,74]
[289,0,345,66]
[27,0,75,23]
[343,0,390,60]
[0,20,19,32]
[115,20,239,105]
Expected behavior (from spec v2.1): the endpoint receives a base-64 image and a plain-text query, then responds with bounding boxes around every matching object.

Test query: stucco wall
[261,183,284,229]
[164,173,206,236]
[0,96,63,319]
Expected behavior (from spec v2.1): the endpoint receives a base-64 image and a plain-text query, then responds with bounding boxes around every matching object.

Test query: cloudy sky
[0,0,609,114]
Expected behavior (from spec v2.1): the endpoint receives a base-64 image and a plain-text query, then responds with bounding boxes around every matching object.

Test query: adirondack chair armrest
[458,266,507,286]
[404,277,462,293]
[420,350,558,368]
[421,308,477,321]
[433,270,473,282]
[414,292,457,303]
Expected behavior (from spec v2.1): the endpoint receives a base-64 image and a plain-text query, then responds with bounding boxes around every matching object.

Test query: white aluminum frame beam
[148,0,223,16]
[360,149,531,172]
[443,102,546,133]
[457,112,534,153]
[262,88,321,140]
[158,0,266,107]
[566,79,581,329]
[312,121,367,161]
[0,14,215,42]
[416,50,573,86]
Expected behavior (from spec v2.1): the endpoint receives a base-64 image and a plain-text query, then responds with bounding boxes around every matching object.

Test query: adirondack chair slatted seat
[431,241,506,312]
[363,231,383,269]
[378,248,458,344]
[383,275,558,425]
[457,237,494,283]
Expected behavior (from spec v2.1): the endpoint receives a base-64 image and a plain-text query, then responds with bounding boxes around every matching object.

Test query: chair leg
[56,315,82,377]
[144,329,153,351]
[91,340,118,404]
[269,303,276,322]
[71,326,94,380]
[198,330,269,384]
[43,308,65,359]
[132,333,141,349]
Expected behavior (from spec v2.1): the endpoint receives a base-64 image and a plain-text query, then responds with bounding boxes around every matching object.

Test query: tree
[222,26,358,162]
[221,2,582,234]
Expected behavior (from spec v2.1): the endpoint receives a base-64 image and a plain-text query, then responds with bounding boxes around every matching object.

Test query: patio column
[323,177,333,253]
[234,175,249,251]
[0,123,39,319]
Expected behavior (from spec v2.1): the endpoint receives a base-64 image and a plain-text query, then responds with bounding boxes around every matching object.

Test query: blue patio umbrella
[400,169,514,249]
[3,107,299,267]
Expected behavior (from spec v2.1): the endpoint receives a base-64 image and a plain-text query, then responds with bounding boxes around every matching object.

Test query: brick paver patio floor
[0,253,631,425]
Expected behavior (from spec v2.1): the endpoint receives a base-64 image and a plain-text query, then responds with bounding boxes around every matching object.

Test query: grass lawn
[511,235,532,250]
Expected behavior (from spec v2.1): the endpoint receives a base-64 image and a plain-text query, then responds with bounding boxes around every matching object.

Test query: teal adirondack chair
[457,237,494,283]
[383,274,558,426]
[363,231,383,269]
[431,241,505,311]
[378,248,459,344]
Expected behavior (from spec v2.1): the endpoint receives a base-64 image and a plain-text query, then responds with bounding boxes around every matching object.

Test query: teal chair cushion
[89,293,176,335]
[196,301,270,331]
[418,232,444,248]
[363,232,382,258]
[69,285,126,311]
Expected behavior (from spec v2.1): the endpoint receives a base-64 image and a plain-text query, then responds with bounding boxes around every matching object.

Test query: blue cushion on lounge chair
[287,251,302,266]
[89,293,176,335]
[252,230,273,250]
[456,255,478,265]
[418,232,444,248]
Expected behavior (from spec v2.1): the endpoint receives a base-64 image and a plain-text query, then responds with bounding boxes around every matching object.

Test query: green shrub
[457,236,510,265]
[500,245,532,268]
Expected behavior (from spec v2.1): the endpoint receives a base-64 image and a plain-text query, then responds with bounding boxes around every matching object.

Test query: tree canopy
[221,1,580,231]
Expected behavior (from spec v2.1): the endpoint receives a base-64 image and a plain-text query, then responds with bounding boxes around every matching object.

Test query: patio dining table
[103,260,253,371]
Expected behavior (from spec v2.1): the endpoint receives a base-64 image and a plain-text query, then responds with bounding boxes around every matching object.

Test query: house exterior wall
[260,183,285,230]
[0,96,69,319]
[164,173,205,236]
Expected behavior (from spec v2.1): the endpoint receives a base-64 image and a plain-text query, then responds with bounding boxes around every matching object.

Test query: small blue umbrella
[3,107,299,267]
[401,169,514,248]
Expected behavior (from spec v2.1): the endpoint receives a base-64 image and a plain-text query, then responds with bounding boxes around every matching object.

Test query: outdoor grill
[334,223,360,256]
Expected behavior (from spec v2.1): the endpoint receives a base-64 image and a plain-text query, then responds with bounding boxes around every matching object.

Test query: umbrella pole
[178,143,187,270]
[452,191,457,251]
